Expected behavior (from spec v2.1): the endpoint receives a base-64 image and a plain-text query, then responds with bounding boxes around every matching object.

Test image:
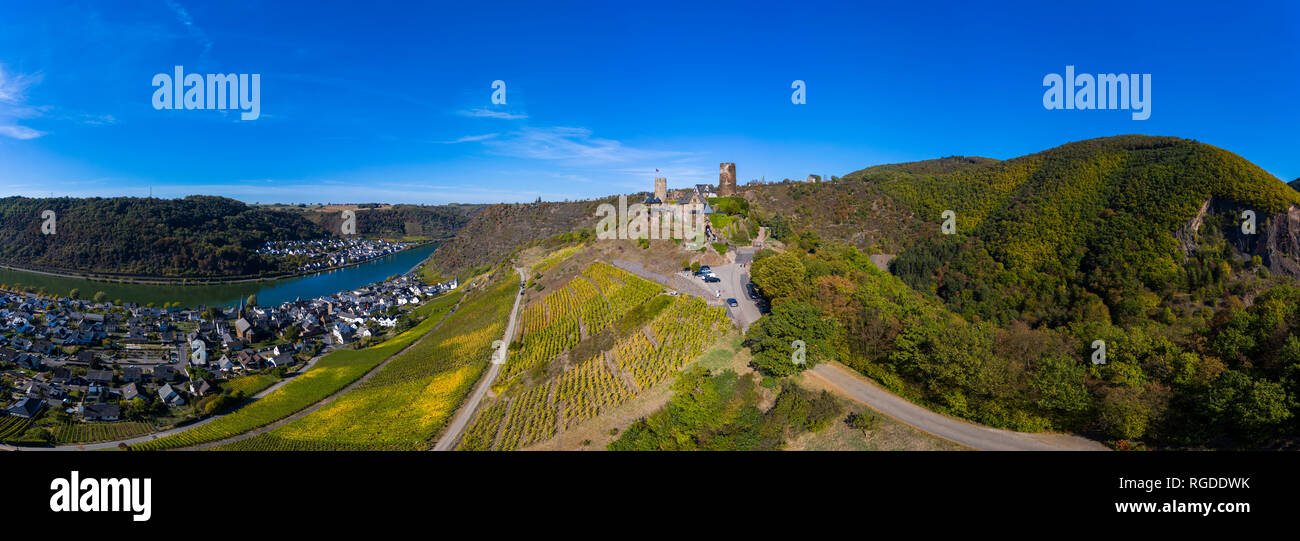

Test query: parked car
[726,298,738,307]
[704,276,721,283]
[746,283,760,299]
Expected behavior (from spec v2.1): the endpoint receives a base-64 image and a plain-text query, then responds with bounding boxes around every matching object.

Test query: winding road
[808,362,1108,451]
[613,257,1107,451]
[432,266,528,451]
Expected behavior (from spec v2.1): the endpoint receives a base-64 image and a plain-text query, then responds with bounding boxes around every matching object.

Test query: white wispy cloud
[483,126,689,165]
[442,133,500,144]
[0,66,45,139]
[458,107,527,120]
[165,0,213,58]
[0,125,43,140]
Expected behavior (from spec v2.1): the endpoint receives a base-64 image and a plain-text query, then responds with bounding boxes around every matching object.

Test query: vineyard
[212,274,518,450]
[221,373,280,397]
[0,416,33,442]
[55,421,154,444]
[131,290,464,451]
[459,294,728,450]
[500,262,661,381]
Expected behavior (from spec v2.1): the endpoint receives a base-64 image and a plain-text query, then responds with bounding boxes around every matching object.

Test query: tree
[205,306,224,321]
[750,251,806,301]
[1237,380,1292,437]
[68,288,81,300]
[745,301,841,377]
[764,212,791,240]
[92,291,107,303]
[246,294,258,308]
[846,412,877,433]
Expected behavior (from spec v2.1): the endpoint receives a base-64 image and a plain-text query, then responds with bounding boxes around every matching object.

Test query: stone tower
[654,177,667,202]
[718,162,737,196]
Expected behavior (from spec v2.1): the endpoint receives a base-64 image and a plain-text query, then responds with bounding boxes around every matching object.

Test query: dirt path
[432,267,528,451]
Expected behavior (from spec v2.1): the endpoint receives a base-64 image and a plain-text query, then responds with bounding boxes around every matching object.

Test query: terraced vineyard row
[216,435,410,451]
[506,282,589,378]
[213,275,518,451]
[457,400,509,451]
[221,373,280,396]
[622,297,729,388]
[495,384,556,451]
[459,295,727,450]
[500,262,661,382]
[55,421,155,444]
[555,354,635,429]
[0,417,33,442]
[582,262,661,322]
[131,290,465,451]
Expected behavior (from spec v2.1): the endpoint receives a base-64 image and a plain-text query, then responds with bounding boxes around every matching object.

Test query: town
[257,238,417,273]
[0,269,457,445]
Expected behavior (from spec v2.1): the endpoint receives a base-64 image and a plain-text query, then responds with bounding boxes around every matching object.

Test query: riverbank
[0,242,442,309]
[0,240,439,286]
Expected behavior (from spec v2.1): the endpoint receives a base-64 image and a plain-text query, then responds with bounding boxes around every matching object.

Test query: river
[0,243,439,309]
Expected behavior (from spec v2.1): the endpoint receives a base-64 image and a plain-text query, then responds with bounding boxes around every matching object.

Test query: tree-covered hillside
[0,195,328,277]
[302,204,483,238]
[742,136,1300,449]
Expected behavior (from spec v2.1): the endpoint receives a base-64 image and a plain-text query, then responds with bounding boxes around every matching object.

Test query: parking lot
[613,257,765,331]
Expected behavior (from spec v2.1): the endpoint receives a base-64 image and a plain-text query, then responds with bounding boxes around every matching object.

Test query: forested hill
[301,204,484,239]
[749,135,1300,325]
[0,195,328,277]
[1289,178,1300,193]
[850,155,1000,176]
[742,136,1300,448]
[429,200,599,273]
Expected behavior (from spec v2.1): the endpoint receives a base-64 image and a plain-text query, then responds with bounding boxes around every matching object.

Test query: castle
[718,162,737,196]
[645,162,738,205]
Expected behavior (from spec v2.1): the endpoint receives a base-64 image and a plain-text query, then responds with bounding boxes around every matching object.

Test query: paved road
[432,266,528,451]
[807,362,1108,451]
[712,249,761,331]
[612,258,760,331]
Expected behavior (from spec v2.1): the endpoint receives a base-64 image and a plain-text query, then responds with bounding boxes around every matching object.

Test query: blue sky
[0,0,1296,204]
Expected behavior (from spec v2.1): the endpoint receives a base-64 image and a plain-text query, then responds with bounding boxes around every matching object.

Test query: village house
[157,383,185,406]
[83,403,120,421]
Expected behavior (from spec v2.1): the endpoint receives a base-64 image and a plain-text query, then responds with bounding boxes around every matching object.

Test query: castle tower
[654,177,667,202]
[718,162,737,196]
